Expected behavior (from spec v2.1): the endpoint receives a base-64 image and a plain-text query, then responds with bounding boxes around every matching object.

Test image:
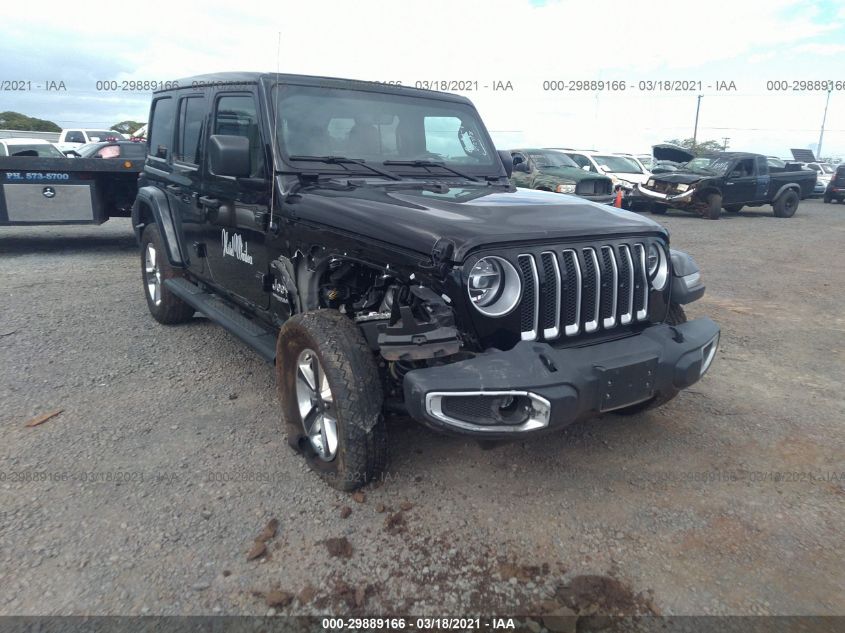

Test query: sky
[1,0,844,159]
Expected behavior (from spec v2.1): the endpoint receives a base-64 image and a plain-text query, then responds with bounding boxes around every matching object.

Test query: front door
[510,151,533,187]
[203,92,271,309]
[722,158,757,204]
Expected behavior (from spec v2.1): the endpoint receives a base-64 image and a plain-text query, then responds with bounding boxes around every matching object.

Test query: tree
[110,120,145,135]
[665,138,726,156]
[0,111,61,132]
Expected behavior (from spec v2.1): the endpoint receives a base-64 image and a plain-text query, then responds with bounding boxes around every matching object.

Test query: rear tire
[773,189,799,218]
[612,305,686,416]
[276,310,387,491]
[724,204,743,213]
[140,224,195,324]
[823,193,832,204]
[705,193,722,220]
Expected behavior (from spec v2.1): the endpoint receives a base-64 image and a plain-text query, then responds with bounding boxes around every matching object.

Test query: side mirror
[497,150,513,178]
[209,134,251,178]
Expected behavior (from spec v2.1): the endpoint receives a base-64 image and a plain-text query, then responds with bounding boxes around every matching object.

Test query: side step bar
[164,278,277,363]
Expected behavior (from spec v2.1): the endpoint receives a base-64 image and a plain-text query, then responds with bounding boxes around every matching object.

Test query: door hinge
[262,273,274,292]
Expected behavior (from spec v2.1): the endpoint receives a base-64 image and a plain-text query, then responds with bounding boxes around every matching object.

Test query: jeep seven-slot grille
[516,243,649,341]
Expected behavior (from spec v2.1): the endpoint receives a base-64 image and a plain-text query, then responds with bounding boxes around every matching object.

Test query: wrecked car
[506,149,614,204]
[637,151,816,219]
[133,73,720,489]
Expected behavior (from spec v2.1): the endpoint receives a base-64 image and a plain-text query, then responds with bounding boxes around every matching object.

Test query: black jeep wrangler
[132,73,720,490]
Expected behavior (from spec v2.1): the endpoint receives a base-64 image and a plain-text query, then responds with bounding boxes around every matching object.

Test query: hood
[535,166,609,183]
[611,172,650,185]
[286,182,666,261]
[649,172,708,185]
[653,144,695,164]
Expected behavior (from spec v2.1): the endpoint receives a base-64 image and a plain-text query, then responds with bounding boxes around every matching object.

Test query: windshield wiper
[382,160,481,182]
[288,155,402,181]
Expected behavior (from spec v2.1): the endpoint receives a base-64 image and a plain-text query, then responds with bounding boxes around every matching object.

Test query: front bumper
[581,193,615,205]
[403,318,720,437]
[636,184,696,205]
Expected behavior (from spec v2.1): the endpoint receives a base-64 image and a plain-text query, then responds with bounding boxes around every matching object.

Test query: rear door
[169,93,208,278]
[202,91,271,309]
[754,156,771,201]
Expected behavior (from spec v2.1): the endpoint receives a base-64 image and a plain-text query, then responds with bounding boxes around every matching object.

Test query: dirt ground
[1,200,843,619]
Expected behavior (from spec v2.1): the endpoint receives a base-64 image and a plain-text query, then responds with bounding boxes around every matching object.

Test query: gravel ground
[1,200,843,618]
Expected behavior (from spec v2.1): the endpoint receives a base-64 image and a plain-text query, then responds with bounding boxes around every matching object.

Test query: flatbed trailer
[0,157,141,226]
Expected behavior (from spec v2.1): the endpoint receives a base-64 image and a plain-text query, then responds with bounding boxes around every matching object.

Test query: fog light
[700,333,719,376]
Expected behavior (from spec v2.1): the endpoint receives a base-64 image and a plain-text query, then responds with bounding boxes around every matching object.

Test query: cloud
[0,0,843,155]
[793,42,845,55]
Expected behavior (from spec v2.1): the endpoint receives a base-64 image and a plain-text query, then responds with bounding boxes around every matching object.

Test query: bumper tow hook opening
[539,353,558,372]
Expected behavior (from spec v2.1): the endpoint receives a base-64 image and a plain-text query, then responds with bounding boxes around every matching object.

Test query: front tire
[773,189,799,218]
[650,203,668,215]
[705,193,722,220]
[276,310,387,491]
[140,224,195,324]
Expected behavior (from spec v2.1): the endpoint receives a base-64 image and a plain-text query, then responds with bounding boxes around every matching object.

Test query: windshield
[273,85,497,172]
[7,143,64,157]
[526,151,578,169]
[593,155,643,173]
[684,157,715,173]
[703,157,733,175]
[818,163,834,174]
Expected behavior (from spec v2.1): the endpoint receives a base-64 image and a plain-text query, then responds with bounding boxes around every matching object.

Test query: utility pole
[692,95,702,144]
[817,88,832,160]
[722,137,730,150]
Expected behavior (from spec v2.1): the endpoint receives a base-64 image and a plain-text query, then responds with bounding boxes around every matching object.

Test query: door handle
[199,196,221,209]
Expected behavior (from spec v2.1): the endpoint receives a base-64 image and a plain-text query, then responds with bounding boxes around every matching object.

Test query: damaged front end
[636,178,699,207]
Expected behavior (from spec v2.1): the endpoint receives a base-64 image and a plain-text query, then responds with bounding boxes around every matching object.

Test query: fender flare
[670,249,705,305]
[772,183,801,202]
[131,186,187,267]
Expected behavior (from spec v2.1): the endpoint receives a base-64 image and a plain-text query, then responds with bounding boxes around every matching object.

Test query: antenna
[269,31,281,215]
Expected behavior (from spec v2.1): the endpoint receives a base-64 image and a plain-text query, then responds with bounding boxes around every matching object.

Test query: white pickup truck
[55,129,125,153]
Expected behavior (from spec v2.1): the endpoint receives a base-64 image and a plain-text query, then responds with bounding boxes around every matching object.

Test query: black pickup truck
[132,72,720,489]
[636,151,816,219]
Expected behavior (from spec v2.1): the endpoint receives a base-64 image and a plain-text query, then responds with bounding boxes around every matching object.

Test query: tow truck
[0,154,142,226]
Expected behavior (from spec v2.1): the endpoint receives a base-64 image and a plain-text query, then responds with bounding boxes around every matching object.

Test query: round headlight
[467,256,521,316]
[647,243,669,290]
[647,244,660,276]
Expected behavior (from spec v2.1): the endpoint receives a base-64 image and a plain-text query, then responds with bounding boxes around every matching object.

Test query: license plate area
[596,357,658,412]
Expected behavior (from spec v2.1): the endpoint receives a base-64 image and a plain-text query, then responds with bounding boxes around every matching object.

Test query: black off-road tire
[724,204,743,213]
[612,304,687,416]
[822,193,832,204]
[650,203,668,215]
[140,224,195,324]
[276,310,387,491]
[705,193,722,220]
[773,189,799,218]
